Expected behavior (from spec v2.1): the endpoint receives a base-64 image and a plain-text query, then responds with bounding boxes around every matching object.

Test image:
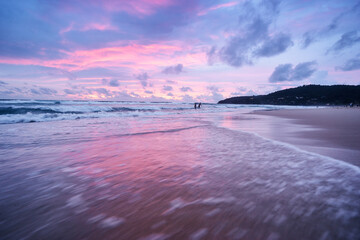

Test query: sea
[0,99,359,240]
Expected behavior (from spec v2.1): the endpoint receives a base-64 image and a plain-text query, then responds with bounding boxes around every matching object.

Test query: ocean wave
[0,106,159,116]
[0,99,296,124]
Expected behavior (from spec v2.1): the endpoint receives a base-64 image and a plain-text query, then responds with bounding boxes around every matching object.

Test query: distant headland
[218,85,360,106]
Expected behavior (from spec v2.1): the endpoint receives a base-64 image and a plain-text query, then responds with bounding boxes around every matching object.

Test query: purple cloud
[180,86,192,92]
[135,73,149,87]
[327,31,360,54]
[109,79,120,87]
[336,56,360,71]
[162,85,173,91]
[92,88,111,96]
[162,64,183,74]
[254,33,293,57]
[214,0,291,67]
[302,2,360,48]
[30,87,57,95]
[269,61,317,82]
[64,89,76,94]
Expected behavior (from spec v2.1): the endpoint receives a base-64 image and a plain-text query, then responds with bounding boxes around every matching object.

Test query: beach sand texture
[254,108,360,166]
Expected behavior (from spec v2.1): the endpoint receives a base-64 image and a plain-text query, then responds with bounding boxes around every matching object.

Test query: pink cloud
[197,1,239,16]
[60,22,117,36]
[80,23,118,32]
[97,0,175,16]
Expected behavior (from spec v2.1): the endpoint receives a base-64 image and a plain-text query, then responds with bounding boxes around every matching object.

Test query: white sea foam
[189,228,208,240]
[66,194,84,208]
[202,196,236,205]
[1,99,299,124]
[88,214,106,223]
[227,227,248,239]
[99,216,125,228]
[205,208,221,217]
[266,232,280,240]
[221,126,360,173]
[162,198,188,215]
[151,220,167,229]
[139,233,169,240]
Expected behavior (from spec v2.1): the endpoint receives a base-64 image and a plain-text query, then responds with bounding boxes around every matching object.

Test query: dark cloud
[166,80,177,84]
[162,64,183,74]
[180,86,192,92]
[218,17,267,67]
[207,86,220,92]
[101,78,121,88]
[163,85,173,91]
[13,87,23,93]
[64,89,76,94]
[0,81,8,85]
[130,92,140,98]
[145,90,153,94]
[207,46,217,65]
[92,88,111,96]
[30,87,57,95]
[167,92,174,97]
[39,87,57,95]
[109,79,120,87]
[327,31,360,54]
[30,89,40,95]
[135,73,149,87]
[0,90,15,95]
[302,2,360,48]
[269,64,292,82]
[269,61,317,82]
[301,31,316,49]
[292,62,317,81]
[213,0,291,67]
[254,33,293,57]
[336,56,360,71]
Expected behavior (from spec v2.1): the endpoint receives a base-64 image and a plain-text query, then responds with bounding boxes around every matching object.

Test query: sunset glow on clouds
[1,0,359,102]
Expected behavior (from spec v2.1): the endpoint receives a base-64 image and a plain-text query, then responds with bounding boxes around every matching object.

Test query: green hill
[218,85,360,106]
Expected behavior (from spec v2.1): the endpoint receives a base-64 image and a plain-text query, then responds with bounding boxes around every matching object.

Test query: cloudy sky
[1,0,359,102]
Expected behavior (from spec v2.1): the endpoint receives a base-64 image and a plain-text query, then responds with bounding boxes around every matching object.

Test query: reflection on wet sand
[0,114,359,240]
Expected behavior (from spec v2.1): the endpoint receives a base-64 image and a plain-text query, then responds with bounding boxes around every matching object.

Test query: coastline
[252,107,360,167]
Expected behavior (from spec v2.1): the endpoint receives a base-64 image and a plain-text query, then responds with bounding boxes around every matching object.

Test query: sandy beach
[254,107,360,167]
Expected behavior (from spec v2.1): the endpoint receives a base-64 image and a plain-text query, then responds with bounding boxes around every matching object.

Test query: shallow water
[0,101,359,239]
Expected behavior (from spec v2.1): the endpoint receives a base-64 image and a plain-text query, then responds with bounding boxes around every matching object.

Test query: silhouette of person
[198,102,201,109]
[194,103,197,109]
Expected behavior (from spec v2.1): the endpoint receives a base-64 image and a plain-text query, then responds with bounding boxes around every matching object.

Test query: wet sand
[1,110,360,239]
[254,107,360,166]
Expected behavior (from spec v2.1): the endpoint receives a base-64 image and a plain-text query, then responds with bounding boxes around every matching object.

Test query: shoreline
[252,107,360,167]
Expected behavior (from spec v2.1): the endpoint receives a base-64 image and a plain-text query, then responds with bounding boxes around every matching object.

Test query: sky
[0,0,359,102]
